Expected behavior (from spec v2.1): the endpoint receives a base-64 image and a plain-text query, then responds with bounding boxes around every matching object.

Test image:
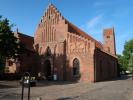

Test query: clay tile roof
[17,33,34,52]
[65,20,103,49]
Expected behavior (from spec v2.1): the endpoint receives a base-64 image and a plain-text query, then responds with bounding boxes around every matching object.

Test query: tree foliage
[0,16,24,71]
[117,38,133,72]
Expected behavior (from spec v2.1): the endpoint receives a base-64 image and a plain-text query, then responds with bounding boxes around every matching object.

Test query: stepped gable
[48,4,103,49]
[34,3,63,44]
[36,3,103,49]
[39,3,62,26]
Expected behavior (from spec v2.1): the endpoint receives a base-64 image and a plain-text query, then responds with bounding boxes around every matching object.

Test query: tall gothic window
[73,58,80,76]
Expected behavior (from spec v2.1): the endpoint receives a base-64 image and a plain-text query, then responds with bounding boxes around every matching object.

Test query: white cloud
[81,14,114,34]
[79,15,104,42]
[87,15,103,29]
[80,14,114,42]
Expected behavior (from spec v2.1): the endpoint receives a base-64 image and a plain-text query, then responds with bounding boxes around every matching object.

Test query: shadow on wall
[37,40,81,83]
[58,53,81,82]
[18,50,41,77]
[0,52,82,83]
[39,52,81,83]
[1,40,81,83]
[0,51,41,80]
[94,48,118,82]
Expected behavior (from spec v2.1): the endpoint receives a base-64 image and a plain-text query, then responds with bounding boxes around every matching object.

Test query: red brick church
[5,4,117,82]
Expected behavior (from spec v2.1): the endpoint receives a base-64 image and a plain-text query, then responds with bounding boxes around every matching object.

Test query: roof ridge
[18,32,34,38]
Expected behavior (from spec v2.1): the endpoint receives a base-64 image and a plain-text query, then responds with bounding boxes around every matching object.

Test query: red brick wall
[94,49,117,82]
[66,32,96,82]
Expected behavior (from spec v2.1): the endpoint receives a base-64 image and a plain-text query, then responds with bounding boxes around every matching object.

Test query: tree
[123,39,133,71]
[117,38,133,72]
[117,54,127,71]
[0,16,24,72]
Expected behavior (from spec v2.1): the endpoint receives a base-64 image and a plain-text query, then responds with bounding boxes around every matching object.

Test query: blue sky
[0,0,133,54]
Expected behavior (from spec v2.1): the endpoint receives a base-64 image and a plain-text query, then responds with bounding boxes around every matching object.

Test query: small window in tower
[107,36,110,38]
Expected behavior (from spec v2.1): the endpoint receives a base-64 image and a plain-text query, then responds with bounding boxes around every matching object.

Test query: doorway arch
[73,58,80,76]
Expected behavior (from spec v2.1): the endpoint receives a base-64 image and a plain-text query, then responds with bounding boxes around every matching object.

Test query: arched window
[42,32,43,42]
[46,46,51,56]
[73,58,80,76]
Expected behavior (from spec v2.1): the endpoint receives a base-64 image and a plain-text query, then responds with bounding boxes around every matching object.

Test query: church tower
[103,28,116,55]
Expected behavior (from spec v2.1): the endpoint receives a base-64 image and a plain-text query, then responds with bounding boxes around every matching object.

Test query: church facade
[33,4,118,82]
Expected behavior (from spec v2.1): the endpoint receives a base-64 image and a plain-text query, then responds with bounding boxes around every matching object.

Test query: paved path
[0,75,133,100]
